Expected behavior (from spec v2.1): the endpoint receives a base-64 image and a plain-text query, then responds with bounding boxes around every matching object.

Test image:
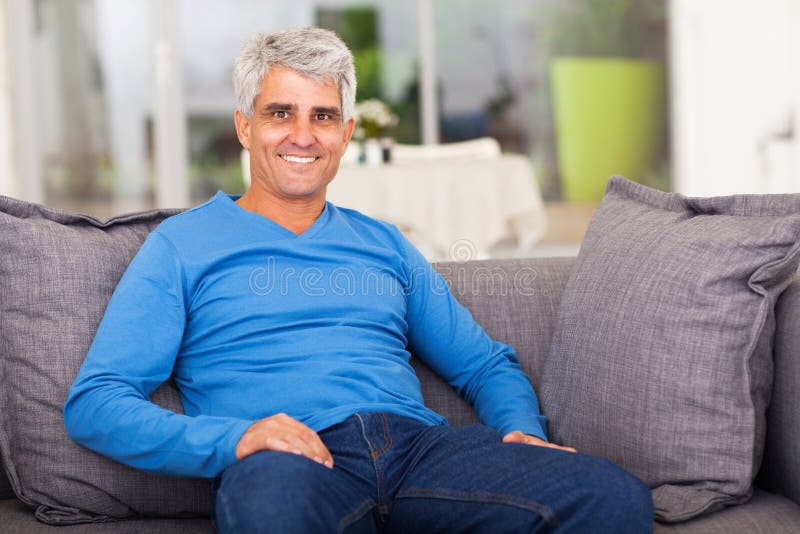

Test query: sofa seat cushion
[541,177,800,522]
[0,499,214,534]
[0,196,211,524]
[653,490,800,534]
[3,487,796,532]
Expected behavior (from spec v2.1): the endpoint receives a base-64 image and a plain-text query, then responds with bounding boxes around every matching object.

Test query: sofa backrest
[758,273,800,503]
[418,258,574,425]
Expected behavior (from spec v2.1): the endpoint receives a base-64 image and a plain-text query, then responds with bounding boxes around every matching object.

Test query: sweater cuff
[508,415,548,442]
[217,419,254,476]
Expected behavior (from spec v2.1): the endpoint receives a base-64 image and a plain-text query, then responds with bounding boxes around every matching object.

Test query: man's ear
[234,110,251,150]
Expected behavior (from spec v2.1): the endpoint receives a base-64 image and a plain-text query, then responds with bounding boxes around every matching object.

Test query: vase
[551,57,666,201]
[363,138,383,167]
[381,137,394,164]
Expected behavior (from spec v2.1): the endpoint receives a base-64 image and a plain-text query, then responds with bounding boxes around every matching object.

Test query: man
[65,27,653,532]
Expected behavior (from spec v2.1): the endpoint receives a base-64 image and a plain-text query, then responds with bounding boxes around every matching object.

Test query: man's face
[235,66,355,203]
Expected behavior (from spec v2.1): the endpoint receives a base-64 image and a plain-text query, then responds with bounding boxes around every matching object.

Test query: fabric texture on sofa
[2,192,800,532]
[540,176,800,522]
[758,273,800,504]
[0,499,215,533]
[0,454,13,500]
[652,490,800,533]
[0,196,212,524]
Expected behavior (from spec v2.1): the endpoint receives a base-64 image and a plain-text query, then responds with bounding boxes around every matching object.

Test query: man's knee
[501,453,652,533]
[214,451,336,532]
[573,456,654,533]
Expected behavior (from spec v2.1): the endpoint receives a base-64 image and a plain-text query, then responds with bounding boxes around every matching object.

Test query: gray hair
[233,27,357,123]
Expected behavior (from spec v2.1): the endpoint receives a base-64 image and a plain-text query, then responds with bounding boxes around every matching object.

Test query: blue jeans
[213,412,653,533]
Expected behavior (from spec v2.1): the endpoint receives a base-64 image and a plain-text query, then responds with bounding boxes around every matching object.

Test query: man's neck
[235,190,325,235]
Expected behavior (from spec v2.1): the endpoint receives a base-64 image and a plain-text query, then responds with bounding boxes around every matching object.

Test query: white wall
[4,0,43,203]
[95,0,313,205]
[0,0,14,197]
[670,0,799,195]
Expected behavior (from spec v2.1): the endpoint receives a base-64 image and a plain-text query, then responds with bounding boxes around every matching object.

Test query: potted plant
[353,98,399,166]
[544,0,667,201]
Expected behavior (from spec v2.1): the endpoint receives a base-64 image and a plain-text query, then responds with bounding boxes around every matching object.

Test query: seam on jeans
[355,414,375,452]
[394,487,561,528]
[337,497,376,534]
[372,412,393,459]
[356,414,387,514]
[374,413,394,516]
[215,486,239,533]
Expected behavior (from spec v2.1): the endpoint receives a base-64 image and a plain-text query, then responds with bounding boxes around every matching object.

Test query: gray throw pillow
[540,176,800,522]
[0,196,211,524]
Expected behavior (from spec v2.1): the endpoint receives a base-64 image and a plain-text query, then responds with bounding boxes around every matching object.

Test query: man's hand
[235,412,334,469]
[502,430,577,453]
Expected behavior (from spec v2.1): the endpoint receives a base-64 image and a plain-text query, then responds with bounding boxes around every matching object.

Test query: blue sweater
[64,192,547,478]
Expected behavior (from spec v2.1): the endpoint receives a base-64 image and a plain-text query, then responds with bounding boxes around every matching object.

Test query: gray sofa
[3,179,800,532]
[1,255,799,532]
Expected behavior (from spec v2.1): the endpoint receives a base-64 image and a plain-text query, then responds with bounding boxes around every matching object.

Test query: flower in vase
[353,98,398,139]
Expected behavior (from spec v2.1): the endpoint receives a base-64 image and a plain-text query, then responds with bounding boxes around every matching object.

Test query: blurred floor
[528,201,597,257]
[491,201,596,259]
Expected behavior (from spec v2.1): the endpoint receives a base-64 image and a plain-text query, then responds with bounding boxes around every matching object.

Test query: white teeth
[281,155,317,163]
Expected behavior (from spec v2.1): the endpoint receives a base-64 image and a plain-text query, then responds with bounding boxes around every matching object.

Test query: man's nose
[288,118,315,147]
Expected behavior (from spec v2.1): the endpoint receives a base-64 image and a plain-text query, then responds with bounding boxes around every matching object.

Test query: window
[3,0,669,219]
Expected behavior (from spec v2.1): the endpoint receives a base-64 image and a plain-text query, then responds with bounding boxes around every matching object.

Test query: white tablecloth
[326,154,547,261]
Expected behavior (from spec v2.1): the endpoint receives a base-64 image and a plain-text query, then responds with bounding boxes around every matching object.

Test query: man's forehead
[262,65,338,89]
[256,67,342,110]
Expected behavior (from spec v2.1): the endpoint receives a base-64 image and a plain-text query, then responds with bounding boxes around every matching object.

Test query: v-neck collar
[215,191,331,240]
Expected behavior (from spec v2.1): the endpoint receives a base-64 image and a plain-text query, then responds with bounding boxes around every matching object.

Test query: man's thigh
[214,450,378,534]
[386,424,653,534]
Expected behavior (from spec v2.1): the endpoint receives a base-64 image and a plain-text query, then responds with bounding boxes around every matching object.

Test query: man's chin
[278,186,328,202]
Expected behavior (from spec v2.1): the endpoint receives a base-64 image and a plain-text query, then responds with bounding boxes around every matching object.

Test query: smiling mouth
[280,155,319,164]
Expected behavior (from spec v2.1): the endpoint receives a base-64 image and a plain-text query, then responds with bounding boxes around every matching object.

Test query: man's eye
[315,114,330,121]
[274,111,288,119]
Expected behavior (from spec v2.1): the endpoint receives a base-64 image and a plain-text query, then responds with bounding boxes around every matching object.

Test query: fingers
[537,441,577,453]
[235,413,335,468]
[502,430,577,453]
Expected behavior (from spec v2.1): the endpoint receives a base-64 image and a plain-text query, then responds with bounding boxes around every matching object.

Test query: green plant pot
[551,57,665,201]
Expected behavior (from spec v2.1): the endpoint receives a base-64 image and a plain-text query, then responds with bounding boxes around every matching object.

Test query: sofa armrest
[757,275,800,505]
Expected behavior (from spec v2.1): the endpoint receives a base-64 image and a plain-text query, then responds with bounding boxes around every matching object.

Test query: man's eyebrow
[312,106,342,116]
[259,103,341,117]
[261,103,295,113]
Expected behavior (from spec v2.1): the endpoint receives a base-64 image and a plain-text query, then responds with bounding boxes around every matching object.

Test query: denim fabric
[213,412,653,533]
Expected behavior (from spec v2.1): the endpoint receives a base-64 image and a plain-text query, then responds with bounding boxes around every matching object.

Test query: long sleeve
[401,239,548,440]
[64,232,252,478]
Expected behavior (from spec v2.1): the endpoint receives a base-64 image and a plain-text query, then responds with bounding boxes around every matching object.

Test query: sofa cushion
[758,272,800,504]
[652,490,800,534]
[541,177,800,522]
[0,196,211,524]
[0,499,215,534]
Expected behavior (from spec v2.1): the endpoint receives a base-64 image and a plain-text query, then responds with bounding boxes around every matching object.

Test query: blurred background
[0,0,798,255]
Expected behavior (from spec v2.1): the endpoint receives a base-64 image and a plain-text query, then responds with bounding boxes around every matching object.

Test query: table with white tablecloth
[325,154,547,261]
